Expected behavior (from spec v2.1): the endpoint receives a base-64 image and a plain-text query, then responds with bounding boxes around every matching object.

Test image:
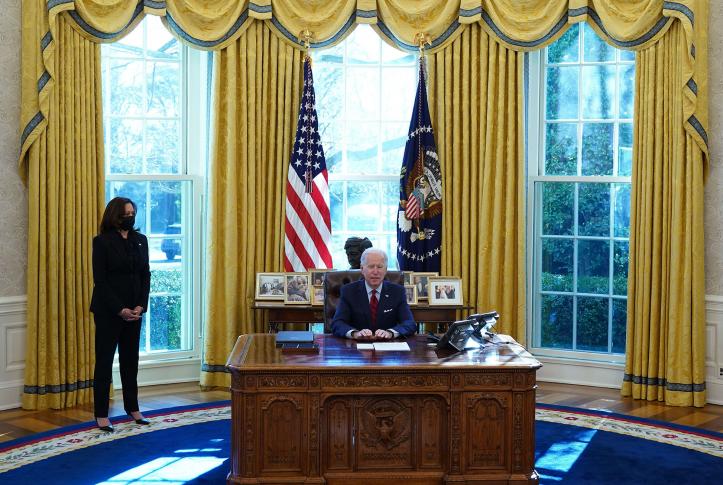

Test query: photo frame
[310,269,328,287]
[403,271,413,286]
[404,285,418,306]
[284,272,312,305]
[428,277,463,305]
[412,272,438,300]
[311,285,325,306]
[255,272,286,300]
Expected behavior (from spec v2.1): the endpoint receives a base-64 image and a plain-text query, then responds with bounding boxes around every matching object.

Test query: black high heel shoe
[128,413,150,425]
[96,419,114,432]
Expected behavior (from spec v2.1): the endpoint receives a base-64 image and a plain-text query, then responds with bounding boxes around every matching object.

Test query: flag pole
[299,29,314,194]
[413,33,430,240]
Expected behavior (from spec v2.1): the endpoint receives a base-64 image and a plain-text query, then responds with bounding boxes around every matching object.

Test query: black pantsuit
[90,230,151,418]
[93,315,141,416]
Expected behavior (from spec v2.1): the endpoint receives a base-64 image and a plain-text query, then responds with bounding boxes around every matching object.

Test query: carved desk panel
[226,334,541,485]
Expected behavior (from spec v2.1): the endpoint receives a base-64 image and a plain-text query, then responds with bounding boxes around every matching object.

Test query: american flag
[284,56,333,271]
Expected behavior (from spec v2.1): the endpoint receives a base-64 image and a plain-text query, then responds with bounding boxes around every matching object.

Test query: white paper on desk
[356,343,374,350]
[373,342,410,351]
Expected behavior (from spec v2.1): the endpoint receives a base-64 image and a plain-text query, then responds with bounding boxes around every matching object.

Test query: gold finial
[299,29,313,50]
[414,32,431,53]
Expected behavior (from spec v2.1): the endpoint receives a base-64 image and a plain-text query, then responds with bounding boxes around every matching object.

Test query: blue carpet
[1,402,721,484]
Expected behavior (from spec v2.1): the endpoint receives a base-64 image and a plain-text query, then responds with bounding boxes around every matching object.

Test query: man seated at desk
[331,248,416,340]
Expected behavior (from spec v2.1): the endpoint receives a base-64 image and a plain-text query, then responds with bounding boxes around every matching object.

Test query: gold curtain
[201,22,303,388]
[427,24,525,340]
[622,21,706,407]
[21,13,104,409]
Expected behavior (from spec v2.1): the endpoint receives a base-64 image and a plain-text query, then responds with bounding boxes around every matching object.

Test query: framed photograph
[310,269,328,287]
[412,272,438,300]
[311,285,325,306]
[284,272,312,304]
[428,277,463,305]
[255,272,286,300]
[404,285,418,306]
[403,271,413,286]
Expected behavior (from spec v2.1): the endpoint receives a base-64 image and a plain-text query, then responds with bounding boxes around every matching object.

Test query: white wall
[1,3,722,409]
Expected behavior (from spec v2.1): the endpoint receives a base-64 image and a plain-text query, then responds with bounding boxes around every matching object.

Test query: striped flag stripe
[285,187,331,268]
[288,173,332,239]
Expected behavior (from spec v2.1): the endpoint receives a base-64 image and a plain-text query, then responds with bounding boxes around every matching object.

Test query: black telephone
[436,320,478,351]
[436,311,500,352]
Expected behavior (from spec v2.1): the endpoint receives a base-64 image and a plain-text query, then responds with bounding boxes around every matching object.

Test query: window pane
[145,61,180,117]
[581,123,613,175]
[347,182,379,231]
[613,241,629,296]
[620,49,635,62]
[329,181,344,231]
[347,27,380,64]
[108,59,145,117]
[582,66,616,119]
[545,123,578,175]
[381,181,398,232]
[576,296,609,351]
[148,295,182,351]
[146,16,178,57]
[578,183,610,236]
[612,298,627,353]
[546,66,579,119]
[149,181,181,235]
[145,119,180,173]
[613,183,631,237]
[582,23,614,62]
[541,238,573,292]
[542,182,574,235]
[618,123,633,176]
[380,122,407,175]
[344,122,379,173]
[547,24,579,63]
[577,239,609,294]
[381,68,415,121]
[382,43,416,65]
[346,67,380,120]
[330,232,348,270]
[107,118,143,174]
[618,64,635,119]
[541,294,573,349]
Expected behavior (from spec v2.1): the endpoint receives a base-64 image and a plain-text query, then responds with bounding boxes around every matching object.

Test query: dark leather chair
[322,270,404,333]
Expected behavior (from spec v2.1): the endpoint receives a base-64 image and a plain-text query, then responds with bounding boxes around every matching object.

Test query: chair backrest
[323,270,404,333]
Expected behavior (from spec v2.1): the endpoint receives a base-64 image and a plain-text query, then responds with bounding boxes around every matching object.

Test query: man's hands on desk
[352,329,394,340]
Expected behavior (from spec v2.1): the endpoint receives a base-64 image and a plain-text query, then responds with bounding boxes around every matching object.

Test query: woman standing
[90,197,151,432]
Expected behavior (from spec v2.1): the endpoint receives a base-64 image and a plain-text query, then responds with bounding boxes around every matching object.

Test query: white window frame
[102,22,208,369]
[525,44,631,365]
[314,27,418,269]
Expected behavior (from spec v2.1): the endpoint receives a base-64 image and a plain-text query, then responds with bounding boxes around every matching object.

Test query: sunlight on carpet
[536,428,597,482]
[96,446,228,484]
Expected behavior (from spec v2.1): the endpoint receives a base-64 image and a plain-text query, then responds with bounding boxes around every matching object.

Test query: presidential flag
[397,57,442,272]
[284,56,333,271]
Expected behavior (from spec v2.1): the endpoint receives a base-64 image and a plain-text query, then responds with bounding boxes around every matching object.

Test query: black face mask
[119,216,135,231]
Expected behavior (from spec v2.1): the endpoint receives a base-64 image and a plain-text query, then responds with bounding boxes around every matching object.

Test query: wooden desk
[252,301,468,333]
[226,334,541,484]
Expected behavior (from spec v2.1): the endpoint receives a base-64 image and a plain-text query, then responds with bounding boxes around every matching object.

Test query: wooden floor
[0,382,721,445]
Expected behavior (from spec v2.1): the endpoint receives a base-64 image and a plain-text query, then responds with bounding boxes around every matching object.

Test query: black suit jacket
[331,280,416,337]
[90,231,151,317]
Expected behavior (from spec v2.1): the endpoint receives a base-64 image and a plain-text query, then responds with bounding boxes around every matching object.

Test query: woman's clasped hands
[118,306,143,322]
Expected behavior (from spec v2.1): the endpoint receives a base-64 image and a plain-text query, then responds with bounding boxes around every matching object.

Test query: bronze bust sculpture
[344,237,373,269]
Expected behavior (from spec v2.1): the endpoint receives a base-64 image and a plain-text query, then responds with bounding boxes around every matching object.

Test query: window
[527,23,634,359]
[101,16,209,360]
[313,26,417,269]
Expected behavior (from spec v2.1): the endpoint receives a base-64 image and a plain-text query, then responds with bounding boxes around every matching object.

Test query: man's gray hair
[360,248,388,267]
